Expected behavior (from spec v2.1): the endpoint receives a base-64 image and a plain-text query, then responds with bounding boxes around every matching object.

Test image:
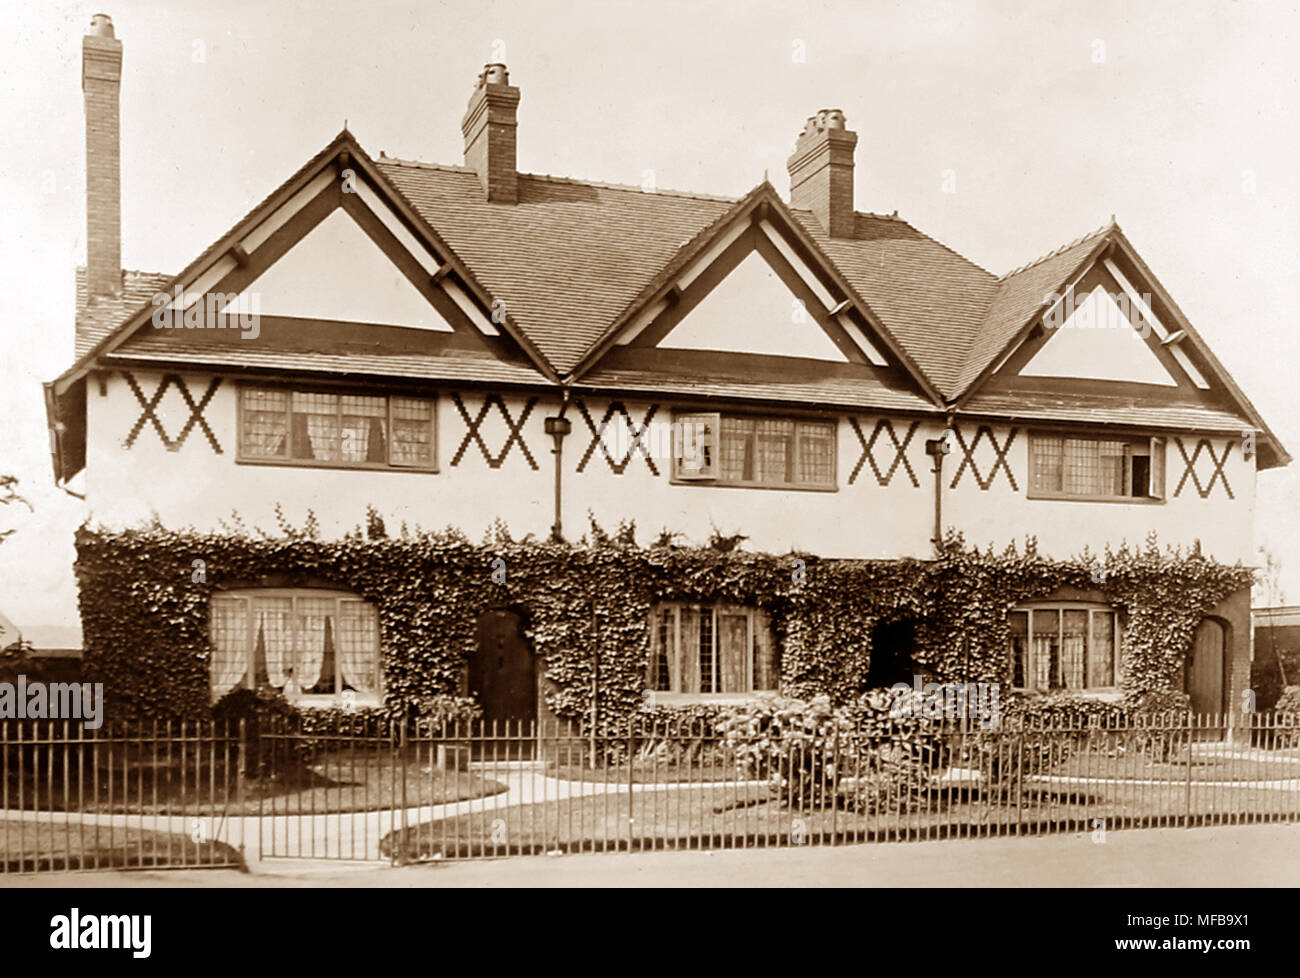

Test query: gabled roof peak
[997,216,1117,281]
[378,152,741,204]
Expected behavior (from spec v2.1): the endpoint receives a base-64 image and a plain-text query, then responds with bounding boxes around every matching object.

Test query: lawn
[381,773,1300,859]
[1043,747,1300,783]
[0,817,242,873]
[2,745,507,816]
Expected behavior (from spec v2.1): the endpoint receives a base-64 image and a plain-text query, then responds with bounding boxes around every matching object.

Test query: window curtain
[718,612,749,693]
[209,597,250,696]
[1007,611,1028,688]
[254,598,295,688]
[1032,610,1059,689]
[1062,610,1088,689]
[1089,611,1116,686]
[295,598,332,691]
[337,601,379,694]
[678,606,701,694]
[752,610,778,691]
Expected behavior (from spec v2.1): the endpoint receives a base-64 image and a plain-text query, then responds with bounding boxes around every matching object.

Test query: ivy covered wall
[74,520,1254,723]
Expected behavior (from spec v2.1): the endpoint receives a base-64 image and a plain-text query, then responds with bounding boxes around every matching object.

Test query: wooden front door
[1185,618,1226,718]
[471,609,536,727]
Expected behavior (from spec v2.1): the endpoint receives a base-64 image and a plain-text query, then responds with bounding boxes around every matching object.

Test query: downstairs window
[209,589,381,707]
[647,603,778,700]
[1008,603,1119,691]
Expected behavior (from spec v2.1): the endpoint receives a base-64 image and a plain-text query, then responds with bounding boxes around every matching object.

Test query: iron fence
[0,719,245,874]
[2,711,1299,872]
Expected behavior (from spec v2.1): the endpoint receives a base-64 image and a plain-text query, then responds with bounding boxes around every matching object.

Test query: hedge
[73,517,1253,724]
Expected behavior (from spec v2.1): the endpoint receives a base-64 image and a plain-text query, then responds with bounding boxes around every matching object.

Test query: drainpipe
[544,390,573,542]
[924,425,949,550]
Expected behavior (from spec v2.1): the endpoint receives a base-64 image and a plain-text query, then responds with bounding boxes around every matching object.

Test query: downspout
[544,389,573,542]
[924,411,956,551]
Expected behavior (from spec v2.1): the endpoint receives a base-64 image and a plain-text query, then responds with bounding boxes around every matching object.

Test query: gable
[1017,286,1179,386]
[229,208,455,330]
[607,214,901,376]
[654,250,850,361]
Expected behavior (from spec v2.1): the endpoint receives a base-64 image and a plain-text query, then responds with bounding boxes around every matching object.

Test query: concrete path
[0,765,762,863]
[5,822,1299,887]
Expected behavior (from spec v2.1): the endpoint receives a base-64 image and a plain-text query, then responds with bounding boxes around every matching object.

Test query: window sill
[235,455,437,474]
[290,694,383,710]
[1012,688,1124,702]
[1026,492,1163,505]
[668,479,837,493]
[646,692,778,706]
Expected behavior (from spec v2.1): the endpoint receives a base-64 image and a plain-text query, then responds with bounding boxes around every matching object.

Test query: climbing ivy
[73,521,1253,724]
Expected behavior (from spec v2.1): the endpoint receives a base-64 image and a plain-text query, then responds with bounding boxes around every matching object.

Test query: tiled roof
[577,367,936,414]
[951,223,1114,395]
[75,267,173,357]
[378,158,736,376]
[794,211,1000,397]
[960,391,1250,433]
[110,336,550,387]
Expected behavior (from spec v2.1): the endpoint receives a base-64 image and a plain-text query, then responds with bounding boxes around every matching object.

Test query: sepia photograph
[0,0,1294,955]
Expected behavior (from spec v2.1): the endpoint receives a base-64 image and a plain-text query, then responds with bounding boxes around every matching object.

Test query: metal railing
[0,719,244,874]
[3,711,1298,871]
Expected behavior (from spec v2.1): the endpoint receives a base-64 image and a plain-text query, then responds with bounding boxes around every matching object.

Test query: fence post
[1183,713,1194,828]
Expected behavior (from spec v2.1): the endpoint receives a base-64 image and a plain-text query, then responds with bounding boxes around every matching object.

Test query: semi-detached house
[45,15,1288,724]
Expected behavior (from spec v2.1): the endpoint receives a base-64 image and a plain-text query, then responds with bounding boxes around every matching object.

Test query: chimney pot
[787,108,857,238]
[88,13,115,37]
[461,62,520,203]
[83,13,123,297]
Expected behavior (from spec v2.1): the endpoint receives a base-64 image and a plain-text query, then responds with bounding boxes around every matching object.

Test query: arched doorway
[1185,618,1227,717]
[470,608,537,727]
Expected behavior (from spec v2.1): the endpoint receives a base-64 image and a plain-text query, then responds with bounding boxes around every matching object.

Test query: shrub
[1272,686,1300,747]
[0,641,48,686]
[716,692,943,813]
[212,687,302,776]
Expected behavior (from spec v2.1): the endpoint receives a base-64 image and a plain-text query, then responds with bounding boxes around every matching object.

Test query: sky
[1,0,1298,626]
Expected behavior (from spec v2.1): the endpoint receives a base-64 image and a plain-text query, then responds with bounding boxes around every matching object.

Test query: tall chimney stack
[787,109,857,238]
[82,13,122,297]
[461,63,519,204]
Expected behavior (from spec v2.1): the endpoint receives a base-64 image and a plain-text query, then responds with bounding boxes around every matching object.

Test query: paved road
[4,823,1298,887]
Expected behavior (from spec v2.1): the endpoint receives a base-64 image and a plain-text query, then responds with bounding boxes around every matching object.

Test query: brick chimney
[461,63,519,203]
[787,109,857,238]
[82,13,122,297]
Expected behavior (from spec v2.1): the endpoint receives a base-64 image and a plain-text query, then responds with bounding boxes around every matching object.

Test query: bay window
[209,589,382,707]
[1008,603,1119,691]
[648,603,778,699]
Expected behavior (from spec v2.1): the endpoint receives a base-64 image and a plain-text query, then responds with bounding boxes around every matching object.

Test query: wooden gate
[1186,618,1227,719]
[470,609,536,757]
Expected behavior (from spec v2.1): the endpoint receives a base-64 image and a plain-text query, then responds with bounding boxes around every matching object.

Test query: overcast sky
[1,0,1298,625]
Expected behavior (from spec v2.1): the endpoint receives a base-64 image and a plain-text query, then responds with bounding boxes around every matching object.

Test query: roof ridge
[997,217,1116,281]
[377,152,740,204]
[787,205,997,279]
[873,211,997,279]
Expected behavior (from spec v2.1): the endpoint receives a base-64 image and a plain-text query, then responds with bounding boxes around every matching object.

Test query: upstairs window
[648,603,778,699]
[1028,432,1164,501]
[210,589,382,707]
[1008,603,1119,691]
[239,386,436,471]
[672,412,836,490]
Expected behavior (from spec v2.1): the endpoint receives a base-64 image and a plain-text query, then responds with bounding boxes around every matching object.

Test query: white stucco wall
[85,369,554,540]
[85,371,1257,564]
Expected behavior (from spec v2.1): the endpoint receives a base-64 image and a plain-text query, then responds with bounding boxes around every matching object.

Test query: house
[45,16,1287,724]
[1252,605,1300,711]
